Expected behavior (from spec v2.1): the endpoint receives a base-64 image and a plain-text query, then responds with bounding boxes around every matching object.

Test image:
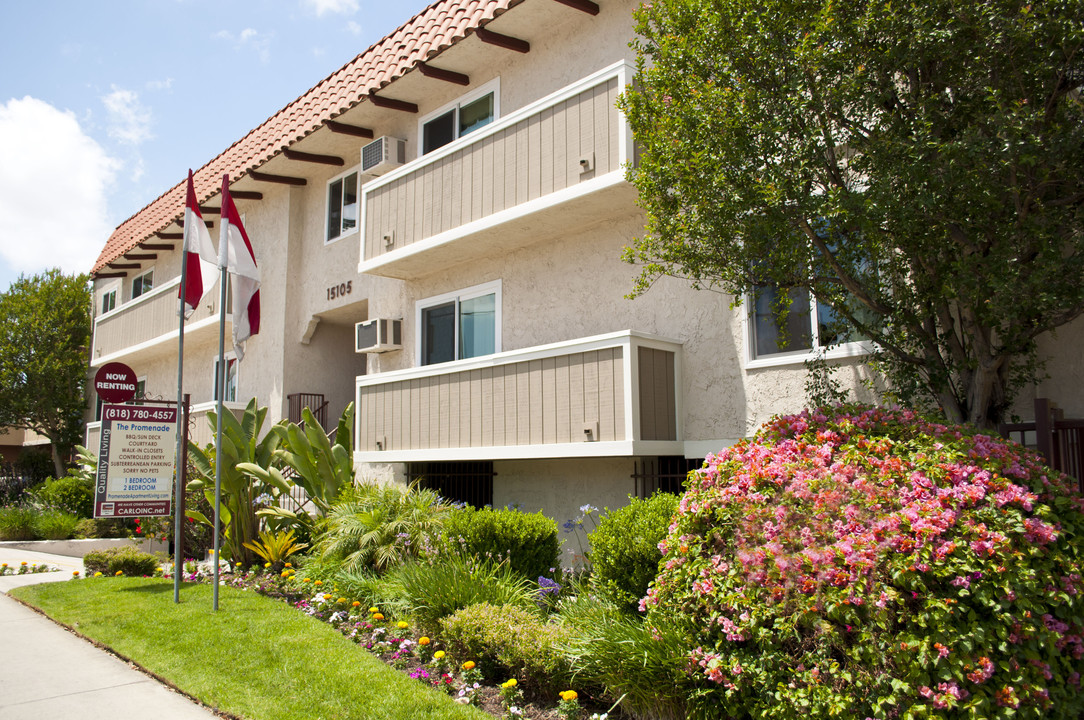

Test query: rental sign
[94,404,177,518]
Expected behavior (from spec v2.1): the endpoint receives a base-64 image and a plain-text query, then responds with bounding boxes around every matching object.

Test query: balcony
[358,61,638,280]
[354,331,683,463]
[91,277,230,367]
[85,401,245,454]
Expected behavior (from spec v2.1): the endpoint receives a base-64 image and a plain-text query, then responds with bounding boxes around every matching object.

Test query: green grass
[12,578,489,720]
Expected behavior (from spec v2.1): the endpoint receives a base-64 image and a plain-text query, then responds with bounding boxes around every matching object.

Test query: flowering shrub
[643,405,1084,719]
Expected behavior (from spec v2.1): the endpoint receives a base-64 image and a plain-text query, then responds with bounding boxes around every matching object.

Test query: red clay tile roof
[92,0,524,274]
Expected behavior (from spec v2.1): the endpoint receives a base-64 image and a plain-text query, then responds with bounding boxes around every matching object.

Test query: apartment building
[86,0,1084,530]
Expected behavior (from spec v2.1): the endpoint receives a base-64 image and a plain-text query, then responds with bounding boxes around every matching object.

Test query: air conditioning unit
[355,318,402,353]
[360,136,406,176]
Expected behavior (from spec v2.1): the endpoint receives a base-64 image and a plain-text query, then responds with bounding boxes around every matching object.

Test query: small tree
[620,0,1084,427]
[0,270,91,475]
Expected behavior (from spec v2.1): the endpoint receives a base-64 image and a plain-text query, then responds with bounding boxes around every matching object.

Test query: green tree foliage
[0,270,91,474]
[620,0,1084,427]
[588,492,678,610]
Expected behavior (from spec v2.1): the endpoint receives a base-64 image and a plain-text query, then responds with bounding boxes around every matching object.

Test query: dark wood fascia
[155,232,184,240]
[418,62,470,86]
[552,0,600,15]
[248,170,307,186]
[123,253,157,260]
[228,190,263,201]
[199,205,221,215]
[94,272,128,279]
[283,148,345,166]
[326,120,375,139]
[475,26,530,53]
[107,262,140,269]
[140,242,176,250]
[367,91,419,114]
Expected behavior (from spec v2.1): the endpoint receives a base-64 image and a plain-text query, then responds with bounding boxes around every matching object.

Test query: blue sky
[0,0,433,293]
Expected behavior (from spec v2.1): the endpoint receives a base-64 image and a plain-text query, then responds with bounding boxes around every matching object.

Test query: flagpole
[173,219,189,605]
[213,174,230,612]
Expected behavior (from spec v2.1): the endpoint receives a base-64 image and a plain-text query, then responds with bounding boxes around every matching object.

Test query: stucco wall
[493,456,637,567]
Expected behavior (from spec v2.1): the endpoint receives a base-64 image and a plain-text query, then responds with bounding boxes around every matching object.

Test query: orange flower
[463,661,476,671]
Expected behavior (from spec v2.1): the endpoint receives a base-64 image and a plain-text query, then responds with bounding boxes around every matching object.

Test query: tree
[619,0,1084,428]
[0,270,91,476]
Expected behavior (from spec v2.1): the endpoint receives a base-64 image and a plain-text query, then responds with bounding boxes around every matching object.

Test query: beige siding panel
[564,94,581,187]
[539,356,554,445]
[418,376,431,449]
[514,120,529,206]
[555,353,570,443]
[515,363,531,445]
[409,378,421,449]
[527,114,541,202]
[582,351,600,440]
[492,128,507,215]
[638,347,656,441]
[481,135,495,218]
[403,173,417,247]
[457,370,470,446]
[469,369,483,446]
[539,105,554,198]
[525,359,541,445]
[597,348,616,441]
[592,82,610,176]
[552,98,569,192]
[606,78,620,172]
[569,352,585,437]
[480,367,493,446]
[613,348,625,441]
[503,126,518,214]
[576,91,593,183]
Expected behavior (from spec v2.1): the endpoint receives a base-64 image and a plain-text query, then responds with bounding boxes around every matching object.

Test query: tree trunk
[49,442,65,479]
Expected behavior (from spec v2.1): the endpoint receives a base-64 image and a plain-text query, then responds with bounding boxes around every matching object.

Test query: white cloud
[303,0,359,16]
[146,78,173,91]
[102,86,153,145]
[346,20,362,35]
[0,97,120,277]
[215,27,273,63]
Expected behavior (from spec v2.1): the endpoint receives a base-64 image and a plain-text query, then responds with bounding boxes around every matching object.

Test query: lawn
[11,578,491,720]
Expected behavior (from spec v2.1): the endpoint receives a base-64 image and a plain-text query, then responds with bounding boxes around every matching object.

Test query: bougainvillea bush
[643,405,1084,720]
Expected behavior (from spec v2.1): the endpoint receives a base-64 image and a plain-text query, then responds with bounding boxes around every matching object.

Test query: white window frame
[212,353,239,403]
[742,288,872,370]
[415,279,502,366]
[417,77,501,157]
[324,166,360,245]
[131,269,154,300]
[100,283,119,316]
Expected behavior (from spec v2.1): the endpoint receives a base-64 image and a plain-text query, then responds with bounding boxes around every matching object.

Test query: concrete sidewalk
[0,548,220,720]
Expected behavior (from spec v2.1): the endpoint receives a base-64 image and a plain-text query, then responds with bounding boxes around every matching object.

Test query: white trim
[354,439,685,464]
[740,291,873,370]
[324,165,361,246]
[358,171,627,276]
[414,279,502,366]
[417,77,501,157]
[189,400,246,415]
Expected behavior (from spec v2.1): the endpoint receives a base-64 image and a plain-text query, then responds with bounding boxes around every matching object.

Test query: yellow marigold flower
[94,572,103,577]
[72,571,80,577]
[372,613,385,621]
[21,561,28,566]
[397,621,409,629]
[434,650,446,660]
[338,597,347,604]
[303,578,311,583]
[284,563,292,568]
[418,636,431,645]
[323,594,332,600]
[559,690,578,701]
[264,562,271,568]
[463,661,476,670]
[352,601,361,607]
[369,606,379,613]
[281,571,289,578]
[502,679,517,688]
[314,580,323,586]
[115,570,124,576]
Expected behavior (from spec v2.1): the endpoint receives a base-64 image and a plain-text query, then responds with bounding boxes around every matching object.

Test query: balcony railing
[358,61,636,280]
[91,277,230,367]
[354,330,682,462]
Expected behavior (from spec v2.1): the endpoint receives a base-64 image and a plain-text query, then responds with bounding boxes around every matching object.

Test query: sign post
[94,403,178,519]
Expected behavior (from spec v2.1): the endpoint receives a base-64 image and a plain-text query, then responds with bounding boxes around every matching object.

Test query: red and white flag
[180,170,218,318]
[218,173,260,359]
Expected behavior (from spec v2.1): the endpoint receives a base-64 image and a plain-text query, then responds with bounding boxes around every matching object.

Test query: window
[132,269,153,299]
[417,281,500,366]
[746,284,868,366]
[101,288,117,314]
[420,80,499,155]
[213,355,238,402]
[326,169,359,243]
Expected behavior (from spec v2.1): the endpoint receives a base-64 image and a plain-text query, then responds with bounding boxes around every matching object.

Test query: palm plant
[187,399,289,566]
[314,481,447,573]
[242,528,308,567]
